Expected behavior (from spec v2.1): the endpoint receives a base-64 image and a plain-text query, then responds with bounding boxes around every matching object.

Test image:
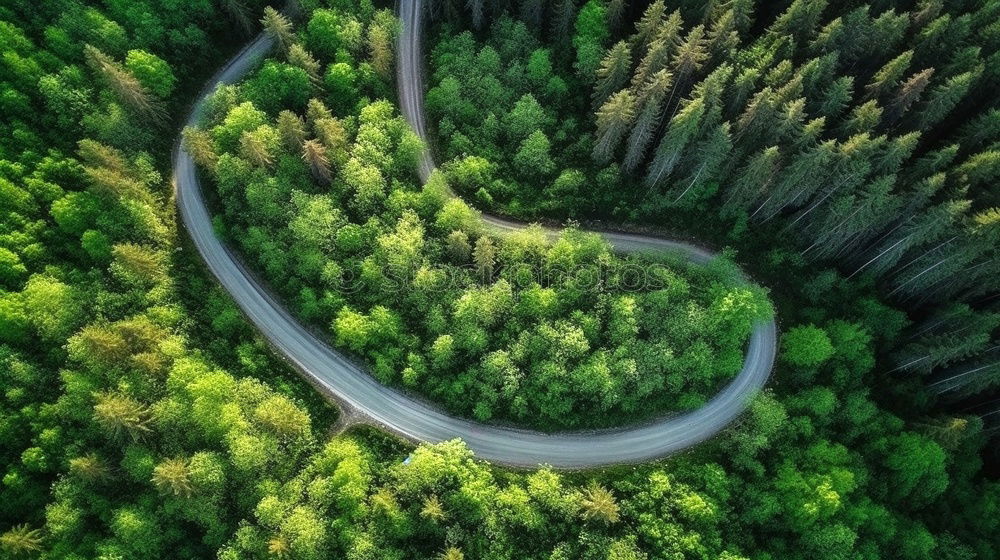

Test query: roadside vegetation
[0,1,998,560]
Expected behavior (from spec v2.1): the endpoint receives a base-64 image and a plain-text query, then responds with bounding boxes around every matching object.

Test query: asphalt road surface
[171,2,778,468]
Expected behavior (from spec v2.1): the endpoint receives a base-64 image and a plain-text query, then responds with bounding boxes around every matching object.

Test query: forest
[0,0,999,559]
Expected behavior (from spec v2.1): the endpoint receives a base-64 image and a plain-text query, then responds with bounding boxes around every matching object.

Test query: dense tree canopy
[1,1,999,560]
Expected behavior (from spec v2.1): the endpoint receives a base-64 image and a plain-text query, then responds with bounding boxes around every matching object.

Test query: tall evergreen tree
[645,96,705,186]
[887,67,935,121]
[593,41,631,109]
[261,6,295,54]
[865,50,914,99]
[622,70,672,173]
[593,89,636,163]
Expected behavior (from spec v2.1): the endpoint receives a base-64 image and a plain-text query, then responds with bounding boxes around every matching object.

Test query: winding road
[171,1,777,468]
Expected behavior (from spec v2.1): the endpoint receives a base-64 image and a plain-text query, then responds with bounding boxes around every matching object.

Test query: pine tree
[671,24,710,88]
[865,50,914,99]
[645,96,705,186]
[369,14,397,81]
[728,0,755,34]
[152,457,195,497]
[723,146,782,217]
[930,358,1000,398]
[785,133,881,229]
[816,75,854,119]
[955,150,1000,189]
[306,99,333,126]
[261,6,295,54]
[752,140,835,221]
[841,99,883,135]
[632,0,667,51]
[631,11,683,89]
[917,70,978,129]
[302,139,332,184]
[220,0,254,36]
[593,89,636,163]
[593,41,631,109]
[83,45,165,123]
[474,236,496,282]
[240,130,274,168]
[670,122,732,207]
[93,392,152,441]
[268,535,292,558]
[69,453,111,482]
[888,67,935,121]
[606,0,626,32]
[579,482,620,523]
[288,44,322,85]
[892,304,1000,375]
[706,9,740,61]
[0,525,43,557]
[802,174,901,259]
[420,494,448,522]
[278,111,307,152]
[956,108,1000,151]
[849,199,967,280]
[622,70,672,173]
[768,0,829,43]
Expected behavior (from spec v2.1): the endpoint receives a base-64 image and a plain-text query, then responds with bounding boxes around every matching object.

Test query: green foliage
[782,325,835,367]
[2,2,1000,560]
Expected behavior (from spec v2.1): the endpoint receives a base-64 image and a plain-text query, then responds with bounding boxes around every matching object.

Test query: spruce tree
[593,89,636,164]
[632,0,667,51]
[622,70,672,173]
[261,6,295,54]
[888,67,935,121]
[865,50,914,99]
[592,41,631,109]
[645,96,705,187]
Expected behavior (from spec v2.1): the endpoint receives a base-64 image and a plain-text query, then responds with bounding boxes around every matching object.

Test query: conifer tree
[593,41,631,109]
[723,146,781,217]
[671,24,710,89]
[302,139,332,184]
[221,0,254,36]
[631,11,683,89]
[632,0,666,51]
[0,525,43,557]
[83,45,165,123]
[152,457,195,497]
[865,50,914,99]
[622,70,672,173]
[606,0,626,32]
[579,483,620,524]
[288,44,322,85]
[917,70,978,129]
[888,67,935,121]
[593,89,636,163]
[93,392,152,441]
[670,122,733,207]
[261,6,295,54]
[706,9,740,61]
[278,110,307,152]
[645,96,705,186]
[551,0,578,41]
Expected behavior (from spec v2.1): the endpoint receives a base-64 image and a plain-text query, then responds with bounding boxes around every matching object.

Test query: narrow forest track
[171,2,778,468]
